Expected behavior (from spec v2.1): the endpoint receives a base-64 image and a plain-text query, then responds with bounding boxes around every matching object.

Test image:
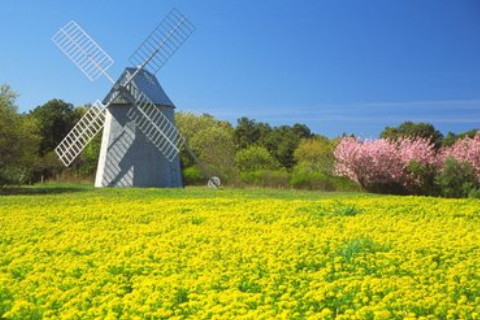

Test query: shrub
[435,157,479,198]
[289,169,360,191]
[190,126,236,182]
[293,136,335,174]
[468,188,480,199]
[329,176,364,192]
[239,169,290,188]
[234,146,281,172]
[0,167,30,186]
[439,131,480,181]
[290,170,335,191]
[404,161,437,195]
[182,166,205,185]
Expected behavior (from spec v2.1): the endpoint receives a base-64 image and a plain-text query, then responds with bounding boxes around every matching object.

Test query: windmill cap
[103,68,175,108]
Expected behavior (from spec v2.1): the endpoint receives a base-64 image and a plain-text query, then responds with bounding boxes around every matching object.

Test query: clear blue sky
[2,0,480,138]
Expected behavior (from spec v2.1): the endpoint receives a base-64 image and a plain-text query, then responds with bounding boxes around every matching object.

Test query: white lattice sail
[55,101,106,166]
[52,21,114,82]
[129,8,195,75]
[125,84,185,162]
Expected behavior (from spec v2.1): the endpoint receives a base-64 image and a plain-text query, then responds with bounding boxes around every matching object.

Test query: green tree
[442,129,479,147]
[29,99,79,155]
[234,146,281,172]
[435,157,479,198]
[292,123,313,139]
[263,125,307,168]
[175,112,220,141]
[380,121,443,147]
[190,126,236,181]
[175,112,230,168]
[233,118,312,168]
[0,85,40,185]
[294,135,335,174]
[234,117,272,150]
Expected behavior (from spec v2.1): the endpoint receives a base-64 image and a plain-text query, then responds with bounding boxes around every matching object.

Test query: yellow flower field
[0,186,479,319]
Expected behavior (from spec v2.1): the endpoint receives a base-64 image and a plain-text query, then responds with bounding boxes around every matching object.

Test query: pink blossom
[334,137,402,186]
[440,132,480,180]
[334,133,480,191]
[334,137,436,188]
[397,137,436,165]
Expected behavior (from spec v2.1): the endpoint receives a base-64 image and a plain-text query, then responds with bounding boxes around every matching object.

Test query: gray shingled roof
[103,67,175,107]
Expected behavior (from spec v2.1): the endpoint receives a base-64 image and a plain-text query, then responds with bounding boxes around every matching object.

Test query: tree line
[0,86,98,185]
[1,84,478,192]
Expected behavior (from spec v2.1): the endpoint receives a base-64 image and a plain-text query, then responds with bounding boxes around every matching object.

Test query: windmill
[52,9,219,188]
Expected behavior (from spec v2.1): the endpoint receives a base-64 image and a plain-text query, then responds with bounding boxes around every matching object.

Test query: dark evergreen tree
[381,121,443,148]
[29,99,80,155]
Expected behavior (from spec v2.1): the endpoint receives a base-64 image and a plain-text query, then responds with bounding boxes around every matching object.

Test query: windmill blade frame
[52,21,115,83]
[122,82,186,162]
[54,100,107,166]
[129,8,195,76]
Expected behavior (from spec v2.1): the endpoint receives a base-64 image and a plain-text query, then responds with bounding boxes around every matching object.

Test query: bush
[435,157,479,198]
[329,176,363,192]
[468,188,480,199]
[0,166,30,186]
[290,170,335,191]
[439,131,480,181]
[404,161,437,195]
[190,126,236,182]
[235,146,281,172]
[361,181,406,195]
[239,169,290,188]
[182,166,205,185]
[289,170,360,191]
[293,136,335,174]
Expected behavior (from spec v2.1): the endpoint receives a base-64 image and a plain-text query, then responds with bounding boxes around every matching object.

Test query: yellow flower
[0,188,479,318]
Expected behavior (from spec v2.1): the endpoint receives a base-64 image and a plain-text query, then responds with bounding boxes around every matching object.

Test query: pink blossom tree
[397,137,437,193]
[334,137,403,187]
[334,132,480,194]
[334,136,436,191]
[397,137,436,165]
[439,132,480,181]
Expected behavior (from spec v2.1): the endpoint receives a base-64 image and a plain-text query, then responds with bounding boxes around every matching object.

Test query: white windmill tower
[51,9,218,188]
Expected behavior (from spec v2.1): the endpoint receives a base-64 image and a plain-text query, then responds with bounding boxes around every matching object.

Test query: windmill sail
[124,83,185,162]
[55,101,106,166]
[52,21,115,83]
[129,8,195,75]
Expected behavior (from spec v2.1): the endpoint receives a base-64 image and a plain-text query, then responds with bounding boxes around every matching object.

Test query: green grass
[1,182,369,202]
